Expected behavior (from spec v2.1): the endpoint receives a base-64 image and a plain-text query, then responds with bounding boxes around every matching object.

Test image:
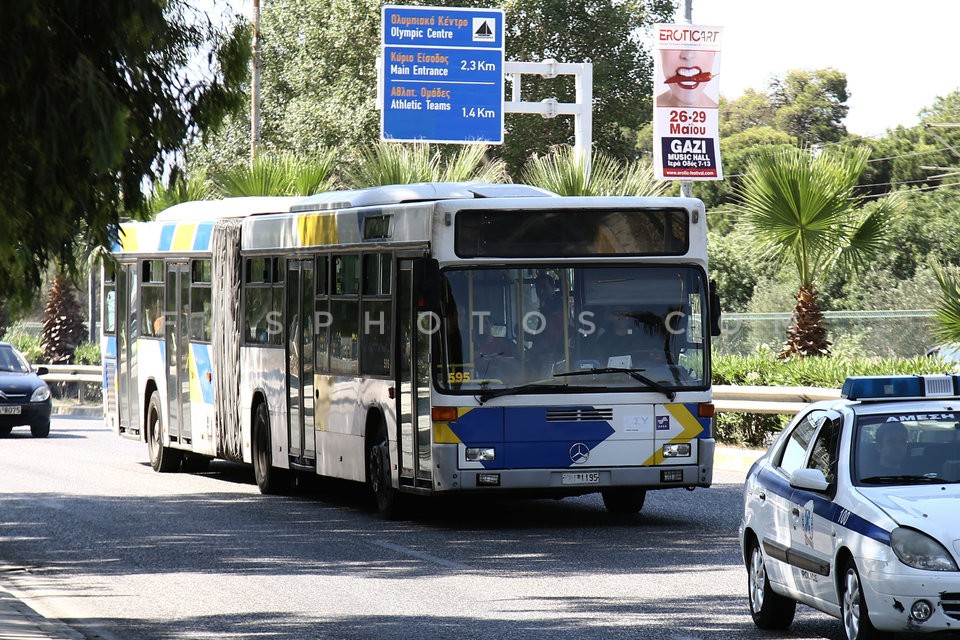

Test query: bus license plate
[561,472,599,485]
[0,406,21,415]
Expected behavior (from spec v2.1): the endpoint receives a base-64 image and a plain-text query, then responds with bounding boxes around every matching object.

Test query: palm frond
[147,169,215,215]
[344,142,434,187]
[440,145,508,183]
[929,257,960,347]
[520,146,664,197]
[834,191,904,274]
[735,145,875,288]
[520,146,591,195]
[617,158,669,197]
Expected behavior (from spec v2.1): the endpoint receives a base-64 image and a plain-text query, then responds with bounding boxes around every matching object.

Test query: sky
[685,0,960,137]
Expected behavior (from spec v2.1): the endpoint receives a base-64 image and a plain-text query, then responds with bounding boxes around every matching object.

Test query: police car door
[761,411,822,590]
[790,410,843,606]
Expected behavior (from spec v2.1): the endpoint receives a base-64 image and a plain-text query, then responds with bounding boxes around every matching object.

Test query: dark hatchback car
[0,342,52,437]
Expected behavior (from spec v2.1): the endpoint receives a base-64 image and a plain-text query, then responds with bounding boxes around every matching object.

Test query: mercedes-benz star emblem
[569,442,590,464]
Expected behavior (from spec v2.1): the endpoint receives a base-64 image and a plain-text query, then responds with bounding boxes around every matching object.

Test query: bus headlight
[662,443,691,458]
[465,447,496,462]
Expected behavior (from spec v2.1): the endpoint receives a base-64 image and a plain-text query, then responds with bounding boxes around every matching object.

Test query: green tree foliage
[876,186,960,281]
[735,146,902,357]
[499,0,674,172]
[854,125,956,198]
[769,69,849,145]
[0,0,250,308]
[197,0,674,178]
[718,90,775,137]
[262,0,382,155]
[718,69,849,145]
[706,228,778,312]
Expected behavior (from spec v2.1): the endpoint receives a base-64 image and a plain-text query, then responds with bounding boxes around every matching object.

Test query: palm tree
[343,142,506,188]
[735,146,901,358]
[520,145,667,197]
[213,150,336,197]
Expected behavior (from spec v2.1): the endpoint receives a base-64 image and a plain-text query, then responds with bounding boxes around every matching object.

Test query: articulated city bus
[102,182,720,517]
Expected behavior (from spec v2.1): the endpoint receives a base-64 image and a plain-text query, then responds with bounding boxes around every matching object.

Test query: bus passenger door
[165,262,191,444]
[397,259,432,486]
[116,264,139,438]
[286,259,315,467]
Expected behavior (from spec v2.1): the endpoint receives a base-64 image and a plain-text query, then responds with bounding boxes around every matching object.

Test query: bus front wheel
[367,424,404,519]
[601,488,646,514]
[146,392,181,472]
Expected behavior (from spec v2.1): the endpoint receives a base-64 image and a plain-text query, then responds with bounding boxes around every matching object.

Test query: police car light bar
[841,375,960,401]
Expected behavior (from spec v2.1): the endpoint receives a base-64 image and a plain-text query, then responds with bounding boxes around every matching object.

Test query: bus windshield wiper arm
[477,383,570,404]
[555,368,676,401]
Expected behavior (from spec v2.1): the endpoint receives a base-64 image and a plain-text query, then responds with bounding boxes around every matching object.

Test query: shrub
[73,341,101,366]
[3,322,44,363]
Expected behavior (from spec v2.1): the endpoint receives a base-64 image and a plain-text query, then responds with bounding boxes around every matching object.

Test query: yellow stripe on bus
[644,403,705,466]
[171,223,196,252]
[432,407,474,445]
[297,213,338,247]
[118,224,138,252]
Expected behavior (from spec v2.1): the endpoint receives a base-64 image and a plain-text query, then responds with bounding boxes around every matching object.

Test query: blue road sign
[381,5,504,144]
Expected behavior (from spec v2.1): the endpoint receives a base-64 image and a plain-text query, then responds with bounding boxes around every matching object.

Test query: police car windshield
[854,412,960,485]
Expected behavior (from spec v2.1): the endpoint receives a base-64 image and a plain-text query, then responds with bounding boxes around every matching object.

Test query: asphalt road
[0,416,844,640]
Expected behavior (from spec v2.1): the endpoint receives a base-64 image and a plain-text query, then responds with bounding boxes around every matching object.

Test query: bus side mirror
[414,258,442,314]
[709,279,722,337]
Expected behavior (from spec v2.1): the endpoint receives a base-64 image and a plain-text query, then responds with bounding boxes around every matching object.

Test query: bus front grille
[545,408,613,422]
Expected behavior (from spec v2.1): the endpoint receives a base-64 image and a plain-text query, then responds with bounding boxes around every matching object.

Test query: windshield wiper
[860,474,954,484]
[477,383,571,404]
[555,368,676,401]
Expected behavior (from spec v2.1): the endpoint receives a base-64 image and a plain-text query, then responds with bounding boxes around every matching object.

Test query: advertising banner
[653,24,723,181]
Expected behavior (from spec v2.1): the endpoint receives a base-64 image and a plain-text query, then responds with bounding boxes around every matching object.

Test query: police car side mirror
[789,468,830,492]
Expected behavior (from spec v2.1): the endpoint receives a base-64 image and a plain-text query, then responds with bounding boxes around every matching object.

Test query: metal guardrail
[713,384,841,415]
[36,364,101,403]
[37,364,102,384]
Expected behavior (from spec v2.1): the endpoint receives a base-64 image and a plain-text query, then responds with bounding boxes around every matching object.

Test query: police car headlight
[890,527,959,571]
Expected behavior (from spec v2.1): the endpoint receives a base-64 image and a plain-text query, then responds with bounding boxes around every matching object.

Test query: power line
[857,180,960,200]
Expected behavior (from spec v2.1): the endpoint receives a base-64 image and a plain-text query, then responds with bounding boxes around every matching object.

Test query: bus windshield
[434,265,709,394]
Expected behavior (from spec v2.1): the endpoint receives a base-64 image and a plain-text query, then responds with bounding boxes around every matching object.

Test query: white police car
[740,375,960,639]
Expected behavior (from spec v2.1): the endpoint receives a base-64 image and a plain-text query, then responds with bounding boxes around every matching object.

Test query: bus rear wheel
[146,392,182,472]
[601,488,646,514]
[252,402,288,495]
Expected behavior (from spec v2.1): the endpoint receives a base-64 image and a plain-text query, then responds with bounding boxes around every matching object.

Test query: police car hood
[860,485,960,541]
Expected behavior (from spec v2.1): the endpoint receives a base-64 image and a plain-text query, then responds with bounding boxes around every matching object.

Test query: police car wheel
[747,540,796,629]
[841,561,882,640]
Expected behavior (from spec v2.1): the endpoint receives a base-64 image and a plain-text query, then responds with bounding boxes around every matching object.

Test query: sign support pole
[503,60,593,176]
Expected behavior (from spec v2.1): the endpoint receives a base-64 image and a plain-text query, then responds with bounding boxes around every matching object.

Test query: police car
[740,375,960,639]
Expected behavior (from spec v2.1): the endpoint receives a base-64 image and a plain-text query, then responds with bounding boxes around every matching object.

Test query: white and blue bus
[102,182,721,516]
